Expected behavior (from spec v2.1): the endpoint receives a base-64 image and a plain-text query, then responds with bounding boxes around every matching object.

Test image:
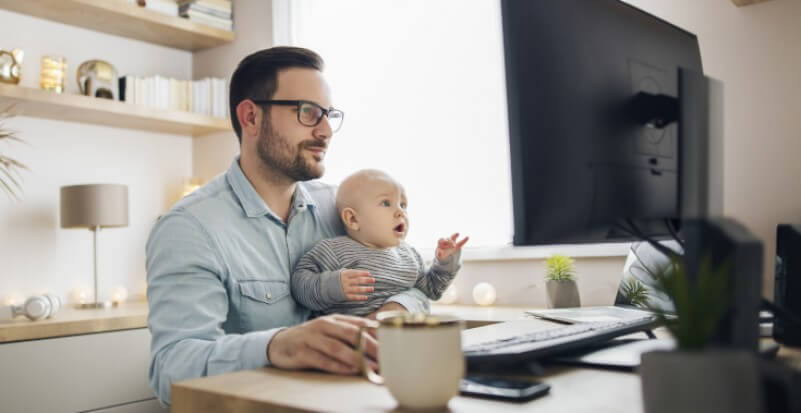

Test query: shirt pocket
[238,279,290,304]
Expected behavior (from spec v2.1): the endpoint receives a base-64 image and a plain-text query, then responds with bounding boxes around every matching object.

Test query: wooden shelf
[731,0,773,6]
[0,84,231,136]
[0,301,147,343]
[0,0,234,51]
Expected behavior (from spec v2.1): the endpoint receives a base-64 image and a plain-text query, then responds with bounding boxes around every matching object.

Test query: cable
[618,219,682,262]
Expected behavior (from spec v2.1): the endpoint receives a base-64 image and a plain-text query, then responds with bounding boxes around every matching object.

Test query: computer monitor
[501,0,708,245]
[500,0,762,353]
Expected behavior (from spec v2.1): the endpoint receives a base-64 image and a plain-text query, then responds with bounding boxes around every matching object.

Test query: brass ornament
[77,59,118,99]
[0,49,23,84]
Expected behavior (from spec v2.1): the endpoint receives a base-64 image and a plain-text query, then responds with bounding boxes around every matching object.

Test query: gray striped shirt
[291,236,461,316]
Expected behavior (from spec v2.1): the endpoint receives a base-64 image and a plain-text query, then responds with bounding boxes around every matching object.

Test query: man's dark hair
[229,47,324,142]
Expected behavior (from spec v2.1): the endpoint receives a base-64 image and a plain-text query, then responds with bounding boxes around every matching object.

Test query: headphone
[0,294,61,321]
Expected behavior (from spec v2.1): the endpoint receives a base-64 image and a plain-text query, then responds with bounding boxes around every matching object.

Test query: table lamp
[60,184,129,309]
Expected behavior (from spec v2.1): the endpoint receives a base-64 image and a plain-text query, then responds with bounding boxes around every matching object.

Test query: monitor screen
[501,0,703,245]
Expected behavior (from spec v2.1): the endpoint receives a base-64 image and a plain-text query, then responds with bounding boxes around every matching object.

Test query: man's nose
[313,115,333,141]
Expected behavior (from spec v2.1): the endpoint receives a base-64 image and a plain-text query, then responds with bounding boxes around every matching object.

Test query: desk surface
[172,363,639,413]
[171,306,643,413]
[0,301,148,343]
[171,305,801,413]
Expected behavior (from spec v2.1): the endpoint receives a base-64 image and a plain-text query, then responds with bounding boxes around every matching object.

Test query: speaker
[774,224,801,346]
[0,294,61,321]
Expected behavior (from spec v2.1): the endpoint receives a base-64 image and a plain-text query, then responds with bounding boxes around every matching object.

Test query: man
[146,47,429,404]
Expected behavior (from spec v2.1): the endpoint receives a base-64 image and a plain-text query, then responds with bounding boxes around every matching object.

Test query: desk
[171,305,645,413]
[171,305,801,413]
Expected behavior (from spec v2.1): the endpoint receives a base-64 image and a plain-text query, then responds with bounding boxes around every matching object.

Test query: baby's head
[336,169,409,249]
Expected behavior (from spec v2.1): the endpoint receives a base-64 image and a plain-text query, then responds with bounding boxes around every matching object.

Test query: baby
[291,169,468,316]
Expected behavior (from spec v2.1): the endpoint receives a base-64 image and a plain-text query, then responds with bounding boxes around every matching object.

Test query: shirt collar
[226,156,318,219]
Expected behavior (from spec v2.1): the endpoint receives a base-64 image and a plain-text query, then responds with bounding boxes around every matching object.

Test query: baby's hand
[339,269,376,301]
[436,233,469,261]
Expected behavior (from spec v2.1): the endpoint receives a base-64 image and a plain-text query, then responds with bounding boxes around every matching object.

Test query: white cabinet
[0,328,164,413]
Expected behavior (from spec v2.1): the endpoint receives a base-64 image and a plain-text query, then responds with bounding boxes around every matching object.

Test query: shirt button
[265,292,272,300]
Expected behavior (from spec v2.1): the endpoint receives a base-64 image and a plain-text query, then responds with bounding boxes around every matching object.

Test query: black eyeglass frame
[251,99,344,132]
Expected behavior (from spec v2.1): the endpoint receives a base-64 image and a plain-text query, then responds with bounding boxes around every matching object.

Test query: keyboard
[463,317,658,368]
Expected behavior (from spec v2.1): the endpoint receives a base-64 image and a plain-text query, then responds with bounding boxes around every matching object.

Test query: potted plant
[544,254,580,308]
[0,110,26,200]
[620,277,650,308]
[639,256,763,413]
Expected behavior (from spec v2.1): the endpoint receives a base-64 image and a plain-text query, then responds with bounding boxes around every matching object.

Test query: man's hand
[435,233,469,261]
[340,269,376,301]
[366,301,409,320]
[268,314,378,374]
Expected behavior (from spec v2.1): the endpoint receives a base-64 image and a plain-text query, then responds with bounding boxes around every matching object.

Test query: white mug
[358,312,465,410]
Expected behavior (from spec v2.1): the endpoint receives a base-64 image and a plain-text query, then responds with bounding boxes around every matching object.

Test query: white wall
[623,0,801,297]
[0,9,193,304]
[190,0,269,181]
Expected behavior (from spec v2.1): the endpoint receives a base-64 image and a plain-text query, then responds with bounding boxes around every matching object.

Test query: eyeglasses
[252,99,344,132]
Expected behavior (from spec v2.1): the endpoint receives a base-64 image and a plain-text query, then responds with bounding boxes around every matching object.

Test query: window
[275,0,513,249]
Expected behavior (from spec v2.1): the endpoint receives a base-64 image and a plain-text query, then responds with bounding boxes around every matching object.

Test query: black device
[502,0,718,246]
[774,224,801,346]
[459,375,550,402]
[498,0,762,356]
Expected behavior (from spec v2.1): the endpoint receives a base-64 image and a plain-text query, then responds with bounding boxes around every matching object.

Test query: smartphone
[459,375,551,402]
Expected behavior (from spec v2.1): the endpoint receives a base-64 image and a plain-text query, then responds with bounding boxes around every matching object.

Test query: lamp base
[76,301,118,309]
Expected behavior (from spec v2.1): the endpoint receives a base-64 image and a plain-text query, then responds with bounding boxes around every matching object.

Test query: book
[145,0,179,17]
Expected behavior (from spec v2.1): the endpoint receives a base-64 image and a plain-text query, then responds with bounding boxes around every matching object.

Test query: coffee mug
[357,312,465,410]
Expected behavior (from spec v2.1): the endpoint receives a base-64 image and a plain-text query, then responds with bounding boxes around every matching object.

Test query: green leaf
[545,254,576,281]
[649,256,731,350]
[621,278,650,307]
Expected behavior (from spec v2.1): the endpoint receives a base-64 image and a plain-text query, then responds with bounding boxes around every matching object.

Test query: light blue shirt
[146,157,429,404]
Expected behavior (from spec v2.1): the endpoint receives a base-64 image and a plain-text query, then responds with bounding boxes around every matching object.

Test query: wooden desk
[172,363,639,413]
[171,305,801,412]
[172,305,643,413]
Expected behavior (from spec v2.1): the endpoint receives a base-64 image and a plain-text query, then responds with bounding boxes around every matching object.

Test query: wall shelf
[0,84,231,136]
[0,0,234,51]
[731,0,774,6]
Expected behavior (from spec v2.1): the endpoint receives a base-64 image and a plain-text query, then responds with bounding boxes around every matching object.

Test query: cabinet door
[0,328,154,413]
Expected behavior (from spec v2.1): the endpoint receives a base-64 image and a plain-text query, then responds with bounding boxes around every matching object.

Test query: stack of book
[178,0,233,31]
[119,75,229,119]
[143,0,179,17]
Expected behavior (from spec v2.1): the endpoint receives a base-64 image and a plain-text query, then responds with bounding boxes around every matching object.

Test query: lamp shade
[60,184,129,229]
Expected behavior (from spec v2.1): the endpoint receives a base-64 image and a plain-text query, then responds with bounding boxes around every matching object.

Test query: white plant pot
[640,350,764,413]
[545,279,580,308]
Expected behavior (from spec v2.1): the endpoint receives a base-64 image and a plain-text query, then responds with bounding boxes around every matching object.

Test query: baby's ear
[341,207,359,231]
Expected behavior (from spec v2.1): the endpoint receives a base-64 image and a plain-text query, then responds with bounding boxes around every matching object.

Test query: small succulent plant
[545,254,576,281]
[621,278,650,307]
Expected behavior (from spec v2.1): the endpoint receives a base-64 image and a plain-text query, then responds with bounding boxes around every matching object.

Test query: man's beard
[256,119,325,182]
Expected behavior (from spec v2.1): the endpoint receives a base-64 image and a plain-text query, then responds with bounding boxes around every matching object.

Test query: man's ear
[341,207,359,231]
[236,99,260,138]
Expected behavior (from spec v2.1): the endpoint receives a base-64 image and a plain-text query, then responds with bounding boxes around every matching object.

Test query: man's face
[257,68,333,182]
[352,177,410,249]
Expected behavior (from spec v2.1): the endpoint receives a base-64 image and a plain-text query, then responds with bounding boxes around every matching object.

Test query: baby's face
[352,178,409,249]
